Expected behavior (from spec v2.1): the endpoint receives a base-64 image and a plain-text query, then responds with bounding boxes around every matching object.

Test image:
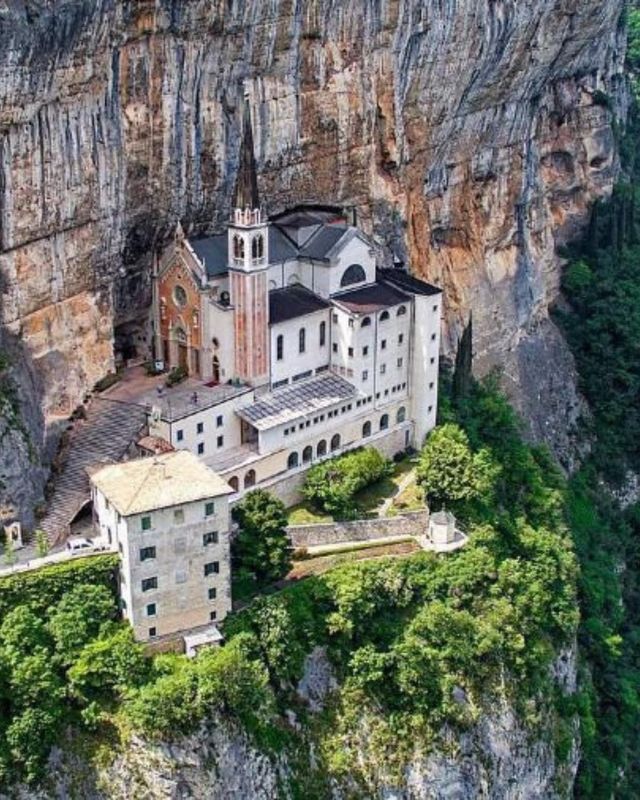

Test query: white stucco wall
[269,308,331,387]
[410,292,442,447]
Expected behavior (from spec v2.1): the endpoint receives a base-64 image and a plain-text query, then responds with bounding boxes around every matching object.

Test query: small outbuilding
[429,510,457,546]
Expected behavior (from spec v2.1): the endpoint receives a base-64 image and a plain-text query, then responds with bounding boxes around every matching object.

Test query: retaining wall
[287,509,429,549]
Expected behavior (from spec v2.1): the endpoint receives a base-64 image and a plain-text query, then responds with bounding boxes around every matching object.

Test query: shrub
[93,372,121,393]
[166,365,187,386]
[302,447,392,517]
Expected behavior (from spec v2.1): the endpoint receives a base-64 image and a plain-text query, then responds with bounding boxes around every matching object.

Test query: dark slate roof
[299,224,349,259]
[237,372,357,430]
[269,285,330,325]
[189,235,228,277]
[269,226,298,262]
[332,281,411,314]
[378,267,442,297]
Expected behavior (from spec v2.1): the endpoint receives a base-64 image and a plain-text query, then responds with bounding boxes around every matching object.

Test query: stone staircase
[40,397,146,546]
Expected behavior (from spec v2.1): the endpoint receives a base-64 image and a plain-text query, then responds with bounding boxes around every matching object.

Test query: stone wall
[288,509,428,549]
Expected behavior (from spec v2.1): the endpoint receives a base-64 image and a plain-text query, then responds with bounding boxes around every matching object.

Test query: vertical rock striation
[0,0,628,518]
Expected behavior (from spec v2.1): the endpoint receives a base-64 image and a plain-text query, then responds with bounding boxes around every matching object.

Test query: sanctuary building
[149,105,442,505]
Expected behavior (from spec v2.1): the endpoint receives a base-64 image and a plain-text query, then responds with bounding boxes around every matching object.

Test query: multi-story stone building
[149,103,443,506]
[90,450,232,642]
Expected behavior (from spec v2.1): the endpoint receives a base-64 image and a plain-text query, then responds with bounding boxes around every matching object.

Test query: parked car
[65,537,105,555]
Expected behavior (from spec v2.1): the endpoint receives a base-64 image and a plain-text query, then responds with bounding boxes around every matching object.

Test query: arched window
[299,328,306,354]
[319,321,326,347]
[340,264,366,287]
[252,234,264,260]
[330,433,341,451]
[269,279,278,290]
[379,310,390,322]
[396,305,407,317]
[380,414,389,430]
[361,316,371,328]
[276,334,284,361]
[287,452,299,469]
[362,421,372,437]
[244,469,256,489]
[233,235,244,260]
[220,291,230,306]
[317,440,327,458]
[396,406,406,423]
[302,445,313,463]
[228,476,239,492]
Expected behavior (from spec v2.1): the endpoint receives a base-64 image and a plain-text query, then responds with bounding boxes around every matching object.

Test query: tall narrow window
[319,321,326,347]
[299,328,306,354]
[276,334,284,361]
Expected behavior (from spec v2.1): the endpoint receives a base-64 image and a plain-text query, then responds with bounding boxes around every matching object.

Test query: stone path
[40,397,146,546]
[378,468,417,517]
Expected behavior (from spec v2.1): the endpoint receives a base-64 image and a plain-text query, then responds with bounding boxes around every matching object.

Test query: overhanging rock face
[0,0,628,519]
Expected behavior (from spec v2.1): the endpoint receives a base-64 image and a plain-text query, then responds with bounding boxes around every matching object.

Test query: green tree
[416,423,497,512]
[47,583,116,663]
[232,490,291,586]
[3,535,16,567]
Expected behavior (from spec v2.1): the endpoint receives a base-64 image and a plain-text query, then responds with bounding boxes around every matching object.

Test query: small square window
[433,304,438,312]
[332,342,338,353]
[141,577,158,592]
[205,501,215,517]
[397,358,403,368]
[430,357,436,364]
[332,313,338,323]
[381,339,387,350]
[348,347,354,357]
[197,442,205,455]
[216,415,223,427]
[376,392,380,399]
[197,422,204,434]
[140,546,156,562]
[204,561,220,577]
[429,382,434,389]
[146,603,157,617]
[174,508,184,524]
[209,610,217,621]
[431,333,437,341]
[208,587,217,600]
[141,516,151,531]
[385,389,389,396]
[176,429,184,442]
[203,531,219,546]
[217,435,224,448]
[380,364,386,375]
[148,627,157,638]
[363,346,369,356]
[402,382,407,389]
[428,405,433,413]
[284,428,289,436]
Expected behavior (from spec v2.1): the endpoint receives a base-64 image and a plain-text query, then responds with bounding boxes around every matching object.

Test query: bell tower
[228,98,270,387]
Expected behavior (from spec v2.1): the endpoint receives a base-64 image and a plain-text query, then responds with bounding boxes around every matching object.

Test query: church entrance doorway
[178,344,188,372]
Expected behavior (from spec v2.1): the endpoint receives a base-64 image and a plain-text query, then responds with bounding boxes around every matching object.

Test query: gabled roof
[298,224,349,260]
[332,281,411,314]
[237,372,357,431]
[189,235,229,277]
[378,267,442,297]
[90,451,232,516]
[269,285,330,325]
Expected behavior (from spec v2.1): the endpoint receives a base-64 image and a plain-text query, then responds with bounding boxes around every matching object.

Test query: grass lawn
[286,502,333,525]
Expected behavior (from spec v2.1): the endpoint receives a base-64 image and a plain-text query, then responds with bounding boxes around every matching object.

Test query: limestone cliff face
[27,645,579,799]
[0,0,627,509]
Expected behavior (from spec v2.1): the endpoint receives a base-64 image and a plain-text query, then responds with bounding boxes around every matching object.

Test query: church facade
[149,106,442,505]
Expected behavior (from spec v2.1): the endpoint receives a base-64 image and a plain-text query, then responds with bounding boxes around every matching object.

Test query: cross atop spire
[233,98,260,213]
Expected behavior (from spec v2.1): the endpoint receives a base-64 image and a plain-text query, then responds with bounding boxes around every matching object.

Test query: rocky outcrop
[27,645,579,799]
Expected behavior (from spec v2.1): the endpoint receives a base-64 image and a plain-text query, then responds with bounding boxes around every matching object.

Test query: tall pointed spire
[233,98,260,211]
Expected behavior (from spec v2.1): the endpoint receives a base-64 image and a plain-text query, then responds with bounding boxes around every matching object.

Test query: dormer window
[340,264,366,287]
